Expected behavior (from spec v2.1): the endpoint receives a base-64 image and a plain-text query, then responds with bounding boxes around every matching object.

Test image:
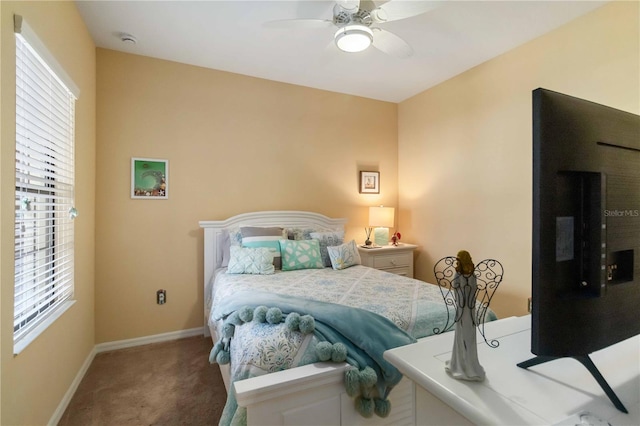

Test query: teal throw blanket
[211,290,417,418]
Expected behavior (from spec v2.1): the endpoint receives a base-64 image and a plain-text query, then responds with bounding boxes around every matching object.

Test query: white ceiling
[75,0,608,103]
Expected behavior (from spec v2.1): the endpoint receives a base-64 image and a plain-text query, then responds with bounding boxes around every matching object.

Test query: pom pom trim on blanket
[210,304,392,419]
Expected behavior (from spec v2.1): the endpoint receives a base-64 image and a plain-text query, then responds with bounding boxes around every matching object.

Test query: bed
[200,211,495,426]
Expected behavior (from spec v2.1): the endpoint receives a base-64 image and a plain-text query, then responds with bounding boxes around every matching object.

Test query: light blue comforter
[209,266,496,425]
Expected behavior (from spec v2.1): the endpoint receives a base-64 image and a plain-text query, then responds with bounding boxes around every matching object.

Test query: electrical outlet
[157,289,166,305]
[527,297,532,313]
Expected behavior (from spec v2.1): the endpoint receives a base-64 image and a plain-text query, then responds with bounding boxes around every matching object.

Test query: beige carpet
[58,335,226,426]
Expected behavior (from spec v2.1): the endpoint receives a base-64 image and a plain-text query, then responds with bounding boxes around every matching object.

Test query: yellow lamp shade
[369,206,394,227]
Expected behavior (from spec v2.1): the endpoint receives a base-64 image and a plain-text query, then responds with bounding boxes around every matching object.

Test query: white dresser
[384,315,640,426]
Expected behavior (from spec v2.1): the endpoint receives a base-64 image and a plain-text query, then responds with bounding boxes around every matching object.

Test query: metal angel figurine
[433,250,504,381]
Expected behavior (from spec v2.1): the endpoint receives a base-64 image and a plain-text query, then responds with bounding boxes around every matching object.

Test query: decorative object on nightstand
[391,231,401,246]
[369,206,394,246]
[358,243,417,278]
[433,250,504,382]
[363,227,373,246]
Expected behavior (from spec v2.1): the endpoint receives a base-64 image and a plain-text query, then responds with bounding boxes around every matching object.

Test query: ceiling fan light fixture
[334,25,373,53]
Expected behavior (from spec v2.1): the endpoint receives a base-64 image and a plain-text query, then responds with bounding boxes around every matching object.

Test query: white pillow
[219,231,231,267]
[327,240,362,270]
[227,246,275,275]
[221,226,243,267]
[241,226,285,269]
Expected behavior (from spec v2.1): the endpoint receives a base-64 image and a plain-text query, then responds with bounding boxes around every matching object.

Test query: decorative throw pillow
[310,231,345,267]
[227,246,275,275]
[287,227,329,241]
[226,226,243,246]
[279,239,324,271]
[220,231,231,267]
[241,226,285,269]
[221,227,243,268]
[327,240,362,270]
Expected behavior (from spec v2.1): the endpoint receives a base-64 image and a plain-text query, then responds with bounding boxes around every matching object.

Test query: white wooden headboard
[199,211,347,335]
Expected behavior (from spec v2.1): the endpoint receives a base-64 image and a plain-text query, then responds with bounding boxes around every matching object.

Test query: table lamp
[369,206,394,246]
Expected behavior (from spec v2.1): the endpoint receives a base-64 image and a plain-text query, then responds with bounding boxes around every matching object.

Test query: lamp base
[374,228,389,246]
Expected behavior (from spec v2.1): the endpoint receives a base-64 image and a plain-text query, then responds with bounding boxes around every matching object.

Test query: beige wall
[95,49,398,343]
[0,1,636,422]
[398,1,639,318]
[0,1,96,425]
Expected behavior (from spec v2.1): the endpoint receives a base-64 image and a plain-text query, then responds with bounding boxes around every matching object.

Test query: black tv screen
[531,88,640,357]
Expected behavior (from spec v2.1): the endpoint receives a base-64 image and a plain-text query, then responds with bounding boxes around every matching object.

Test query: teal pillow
[279,239,324,271]
[327,240,362,270]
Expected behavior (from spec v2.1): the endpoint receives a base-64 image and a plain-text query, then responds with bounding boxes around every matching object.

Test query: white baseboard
[50,327,206,425]
[48,346,96,426]
[95,327,204,353]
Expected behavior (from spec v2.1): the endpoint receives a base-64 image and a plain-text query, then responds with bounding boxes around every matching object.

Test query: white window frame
[14,15,80,355]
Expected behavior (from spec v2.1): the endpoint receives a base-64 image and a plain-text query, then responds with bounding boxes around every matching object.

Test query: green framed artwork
[131,157,169,199]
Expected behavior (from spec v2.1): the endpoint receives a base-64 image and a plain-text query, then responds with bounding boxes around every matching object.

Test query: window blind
[14,15,77,351]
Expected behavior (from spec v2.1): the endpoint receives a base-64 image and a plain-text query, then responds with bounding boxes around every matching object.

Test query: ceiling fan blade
[371,0,440,23]
[371,28,413,58]
[263,19,333,29]
[336,0,360,12]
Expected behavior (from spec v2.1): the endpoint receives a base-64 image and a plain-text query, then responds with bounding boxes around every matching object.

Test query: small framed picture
[359,171,380,194]
[131,158,169,199]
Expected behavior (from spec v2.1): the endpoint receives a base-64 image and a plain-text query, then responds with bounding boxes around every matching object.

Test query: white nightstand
[357,243,418,278]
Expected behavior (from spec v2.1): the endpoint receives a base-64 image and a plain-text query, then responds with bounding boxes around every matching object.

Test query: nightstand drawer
[372,253,411,269]
[358,244,417,278]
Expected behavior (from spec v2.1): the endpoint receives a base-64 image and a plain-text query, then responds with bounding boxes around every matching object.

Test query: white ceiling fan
[264,0,439,58]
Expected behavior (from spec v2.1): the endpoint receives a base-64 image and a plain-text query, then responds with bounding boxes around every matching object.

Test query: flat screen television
[519,88,640,413]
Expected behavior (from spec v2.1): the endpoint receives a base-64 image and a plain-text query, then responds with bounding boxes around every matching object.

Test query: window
[14,15,79,354]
